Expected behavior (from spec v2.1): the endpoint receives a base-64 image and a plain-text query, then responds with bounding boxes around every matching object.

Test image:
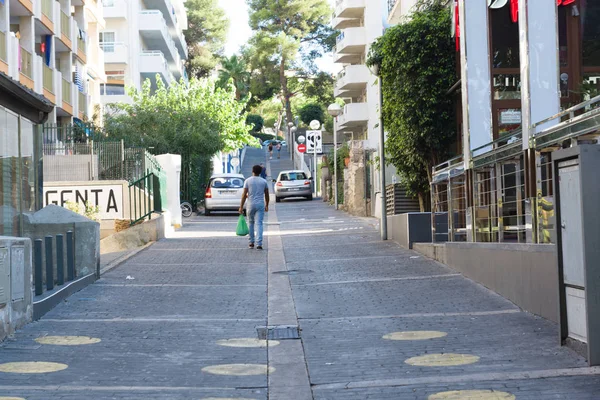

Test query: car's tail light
[304,180,311,185]
[276,182,283,187]
[205,186,212,198]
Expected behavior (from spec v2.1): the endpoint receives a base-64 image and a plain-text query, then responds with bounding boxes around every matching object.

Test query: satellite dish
[488,0,508,9]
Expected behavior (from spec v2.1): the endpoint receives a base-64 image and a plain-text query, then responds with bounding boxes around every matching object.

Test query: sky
[217,0,337,73]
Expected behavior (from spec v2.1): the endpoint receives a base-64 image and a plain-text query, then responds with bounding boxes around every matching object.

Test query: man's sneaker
[256,246,263,250]
[249,243,254,249]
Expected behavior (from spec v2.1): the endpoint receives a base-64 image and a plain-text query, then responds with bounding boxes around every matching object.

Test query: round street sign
[310,120,321,130]
[297,135,306,144]
[298,144,307,153]
[230,157,240,167]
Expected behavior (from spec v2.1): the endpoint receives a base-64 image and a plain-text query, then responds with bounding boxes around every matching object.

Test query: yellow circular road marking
[35,336,101,346]
[201,364,274,376]
[405,353,480,367]
[0,362,68,374]
[216,338,278,348]
[429,390,516,399]
[383,331,447,341]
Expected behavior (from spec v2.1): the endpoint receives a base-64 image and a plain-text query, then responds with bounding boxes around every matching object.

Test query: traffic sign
[230,157,240,167]
[298,143,307,153]
[306,130,322,154]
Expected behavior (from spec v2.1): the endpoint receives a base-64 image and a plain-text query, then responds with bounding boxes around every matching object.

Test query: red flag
[455,0,460,51]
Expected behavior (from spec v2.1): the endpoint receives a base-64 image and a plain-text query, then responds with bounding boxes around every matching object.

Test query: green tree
[217,55,251,100]
[298,103,325,126]
[246,0,335,127]
[104,76,259,156]
[246,113,264,134]
[367,0,456,210]
[185,0,229,78]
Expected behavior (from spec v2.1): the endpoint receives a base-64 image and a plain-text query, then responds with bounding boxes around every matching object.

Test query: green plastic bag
[236,214,249,236]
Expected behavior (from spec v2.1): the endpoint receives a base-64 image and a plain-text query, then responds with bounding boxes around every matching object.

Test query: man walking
[260,163,267,179]
[239,165,270,250]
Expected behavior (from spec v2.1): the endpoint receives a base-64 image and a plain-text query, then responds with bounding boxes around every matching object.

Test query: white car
[204,173,245,215]
[274,170,313,202]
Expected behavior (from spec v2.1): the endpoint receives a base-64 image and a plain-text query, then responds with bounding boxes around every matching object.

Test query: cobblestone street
[1,147,600,399]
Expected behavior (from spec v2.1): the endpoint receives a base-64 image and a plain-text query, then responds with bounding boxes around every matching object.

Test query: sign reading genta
[44,185,124,219]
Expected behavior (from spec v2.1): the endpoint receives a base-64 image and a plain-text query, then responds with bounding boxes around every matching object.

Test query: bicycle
[180,201,193,218]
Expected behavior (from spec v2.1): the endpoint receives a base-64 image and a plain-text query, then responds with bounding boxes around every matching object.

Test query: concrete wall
[0,236,33,341]
[413,242,559,322]
[387,213,432,249]
[100,214,166,254]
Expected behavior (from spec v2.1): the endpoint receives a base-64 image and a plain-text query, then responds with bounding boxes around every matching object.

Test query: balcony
[331,16,362,30]
[38,0,55,33]
[334,0,365,19]
[19,47,34,90]
[78,90,88,119]
[139,50,173,88]
[334,27,366,64]
[334,65,369,97]
[0,31,7,74]
[58,10,73,50]
[143,0,188,58]
[103,0,127,19]
[14,0,34,15]
[43,64,56,104]
[100,42,128,64]
[85,0,105,27]
[72,20,87,63]
[139,11,181,73]
[337,102,368,130]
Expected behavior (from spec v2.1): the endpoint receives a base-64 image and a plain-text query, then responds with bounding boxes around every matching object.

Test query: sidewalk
[0,146,599,399]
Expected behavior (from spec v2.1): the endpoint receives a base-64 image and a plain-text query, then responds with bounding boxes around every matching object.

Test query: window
[280,172,307,181]
[491,5,520,69]
[99,32,115,52]
[582,2,600,68]
[210,177,244,188]
[101,84,125,95]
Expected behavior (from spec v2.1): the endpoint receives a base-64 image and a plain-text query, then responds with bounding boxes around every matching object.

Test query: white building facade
[0,0,105,127]
[100,0,188,105]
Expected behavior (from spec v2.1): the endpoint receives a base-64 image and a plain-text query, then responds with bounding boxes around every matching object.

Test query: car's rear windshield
[280,172,307,181]
[211,177,245,188]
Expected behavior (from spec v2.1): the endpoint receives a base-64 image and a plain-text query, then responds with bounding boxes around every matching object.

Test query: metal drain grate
[257,325,300,340]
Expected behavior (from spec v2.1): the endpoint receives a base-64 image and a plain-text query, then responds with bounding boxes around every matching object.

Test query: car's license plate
[218,190,237,195]
[289,188,300,191]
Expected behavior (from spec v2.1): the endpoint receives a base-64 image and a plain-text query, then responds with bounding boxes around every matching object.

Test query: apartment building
[0,0,105,128]
[100,0,188,105]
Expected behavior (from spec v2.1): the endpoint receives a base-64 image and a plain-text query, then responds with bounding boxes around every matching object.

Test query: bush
[299,103,325,126]
[252,132,276,142]
[246,114,264,134]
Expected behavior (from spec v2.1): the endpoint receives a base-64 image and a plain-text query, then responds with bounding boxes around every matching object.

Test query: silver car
[204,174,245,215]
[274,170,313,202]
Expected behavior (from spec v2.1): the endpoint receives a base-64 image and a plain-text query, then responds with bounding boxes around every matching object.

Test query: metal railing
[61,10,70,38]
[0,31,6,62]
[62,78,72,105]
[129,172,162,226]
[20,47,32,78]
[43,64,53,93]
[42,0,53,19]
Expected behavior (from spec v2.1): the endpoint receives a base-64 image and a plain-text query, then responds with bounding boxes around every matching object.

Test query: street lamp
[287,122,295,162]
[327,103,342,210]
[368,62,388,241]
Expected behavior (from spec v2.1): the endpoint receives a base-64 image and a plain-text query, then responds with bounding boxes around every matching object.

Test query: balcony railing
[62,78,71,105]
[43,64,54,93]
[42,0,53,19]
[78,91,86,115]
[20,48,32,78]
[78,36,86,53]
[0,31,6,62]
[61,11,70,38]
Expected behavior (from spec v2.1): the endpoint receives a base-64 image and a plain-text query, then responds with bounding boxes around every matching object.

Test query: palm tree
[217,55,250,101]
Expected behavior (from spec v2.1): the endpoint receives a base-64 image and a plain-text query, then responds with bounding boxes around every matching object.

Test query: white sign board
[500,109,521,125]
[44,184,124,219]
[306,130,322,154]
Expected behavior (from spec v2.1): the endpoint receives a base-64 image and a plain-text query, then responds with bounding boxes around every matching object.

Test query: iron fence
[129,172,162,225]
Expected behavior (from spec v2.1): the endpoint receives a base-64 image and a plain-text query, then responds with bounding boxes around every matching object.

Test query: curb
[99,242,155,276]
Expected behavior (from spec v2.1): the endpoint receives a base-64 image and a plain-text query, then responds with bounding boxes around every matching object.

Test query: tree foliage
[368,0,456,208]
[299,103,325,126]
[246,114,264,134]
[246,0,335,126]
[217,55,251,101]
[185,0,229,78]
[104,77,259,157]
